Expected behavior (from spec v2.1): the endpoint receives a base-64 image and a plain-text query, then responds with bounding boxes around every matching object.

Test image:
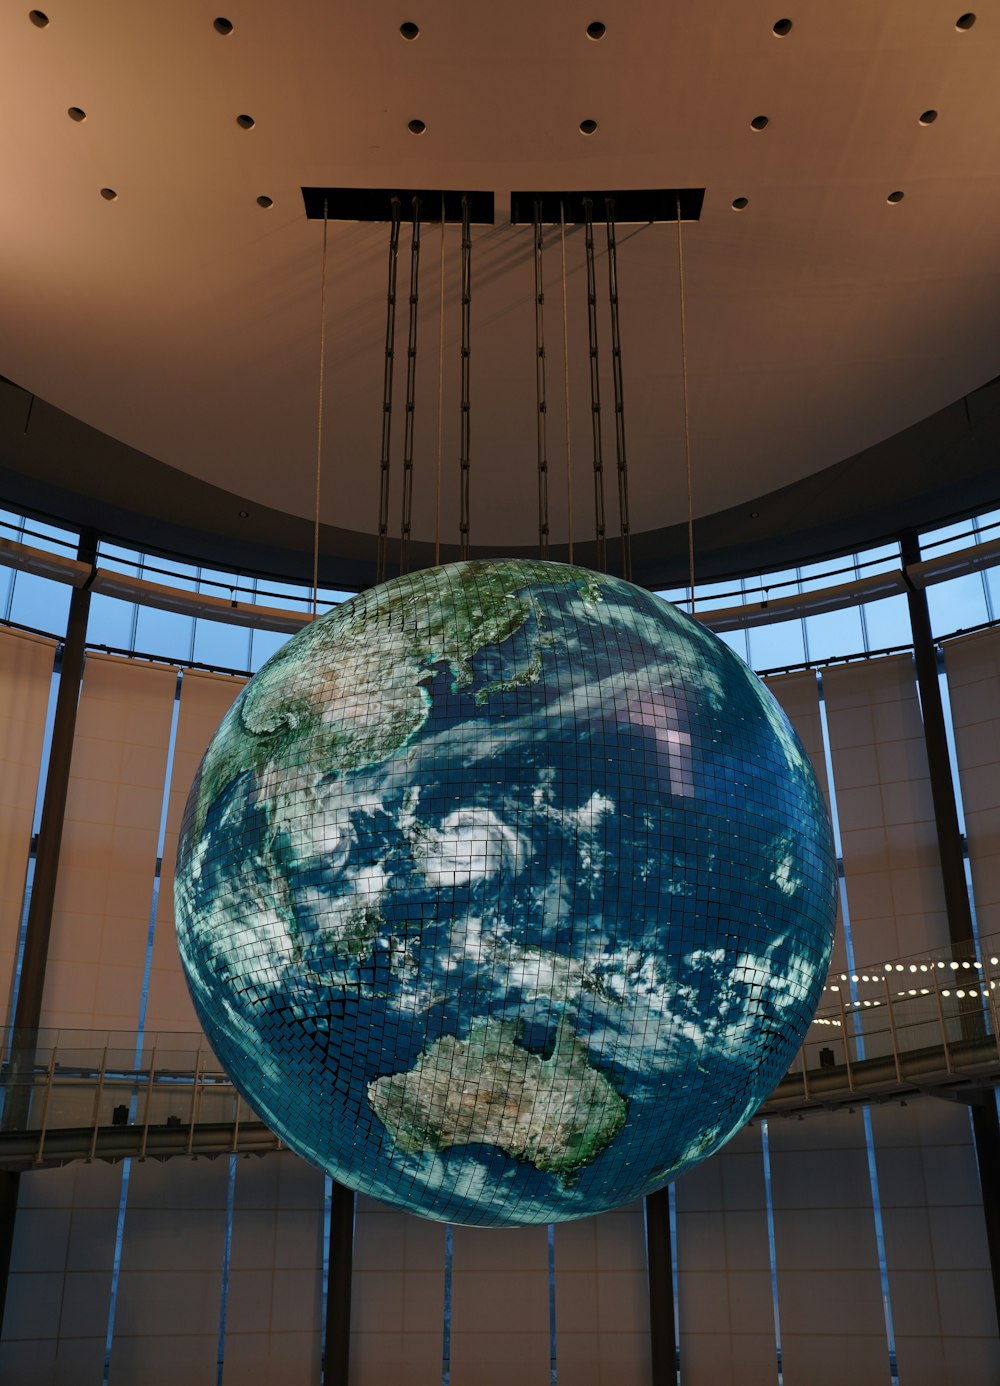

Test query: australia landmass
[367,1016,627,1178]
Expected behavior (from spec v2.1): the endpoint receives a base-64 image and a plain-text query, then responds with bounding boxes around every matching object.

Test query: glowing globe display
[175,560,836,1226]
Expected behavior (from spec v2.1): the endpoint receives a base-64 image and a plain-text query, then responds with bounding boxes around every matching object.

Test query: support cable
[675,192,695,612]
[605,197,632,582]
[399,196,421,576]
[376,197,402,585]
[583,197,607,572]
[435,196,446,567]
[559,200,573,562]
[458,195,472,560]
[533,200,550,559]
[312,198,329,616]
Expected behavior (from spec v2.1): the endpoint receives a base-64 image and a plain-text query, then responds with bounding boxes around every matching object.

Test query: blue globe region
[175,559,837,1226]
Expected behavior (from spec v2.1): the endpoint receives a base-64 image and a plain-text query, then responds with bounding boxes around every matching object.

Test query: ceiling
[1,1,999,580]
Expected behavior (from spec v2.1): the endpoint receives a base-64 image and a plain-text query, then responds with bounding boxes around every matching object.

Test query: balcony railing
[2,935,999,1170]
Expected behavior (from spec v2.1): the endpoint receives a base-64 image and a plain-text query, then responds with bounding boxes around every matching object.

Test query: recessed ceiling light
[256,195,273,208]
[956,12,976,29]
[579,118,598,135]
[236,113,255,129]
[213,17,233,34]
[100,187,118,201]
[772,18,792,35]
[887,190,904,203]
[586,21,606,39]
[919,109,938,124]
[750,510,760,518]
[750,115,769,130]
[28,9,48,26]
[238,509,249,518]
[732,197,749,210]
[408,118,426,135]
[400,21,419,39]
[67,106,86,122]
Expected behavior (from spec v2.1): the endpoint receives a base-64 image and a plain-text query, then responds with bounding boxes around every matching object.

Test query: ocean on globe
[174,559,836,1226]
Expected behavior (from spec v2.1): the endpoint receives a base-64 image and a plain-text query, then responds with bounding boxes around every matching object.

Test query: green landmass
[367,1016,627,1178]
[188,560,610,840]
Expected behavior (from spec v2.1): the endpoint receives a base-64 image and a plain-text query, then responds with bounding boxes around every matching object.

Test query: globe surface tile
[175,559,836,1226]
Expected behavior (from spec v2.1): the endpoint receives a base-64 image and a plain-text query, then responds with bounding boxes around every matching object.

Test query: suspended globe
[175,560,836,1226]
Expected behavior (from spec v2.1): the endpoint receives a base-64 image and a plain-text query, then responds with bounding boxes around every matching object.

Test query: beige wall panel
[451,1222,551,1386]
[943,626,1000,940]
[351,1196,445,1386]
[554,1203,651,1386]
[41,654,177,1033]
[823,655,948,965]
[145,668,246,1035]
[769,1111,889,1386]
[675,1124,777,1386]
[0,1161,122,1386]
[0,627,56,1023]
[762,670,848,974]
[225,1150,324,1386]
[870,1099,1000,1386]
[110,1157,228,1386]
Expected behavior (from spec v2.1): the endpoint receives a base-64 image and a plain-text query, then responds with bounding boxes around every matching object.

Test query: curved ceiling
[1,1,999,571]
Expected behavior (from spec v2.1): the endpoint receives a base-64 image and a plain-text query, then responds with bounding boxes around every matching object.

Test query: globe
[175,559,836,1226]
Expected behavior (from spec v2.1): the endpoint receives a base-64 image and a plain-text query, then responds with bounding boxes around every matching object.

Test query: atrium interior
[1,4,1000,1384]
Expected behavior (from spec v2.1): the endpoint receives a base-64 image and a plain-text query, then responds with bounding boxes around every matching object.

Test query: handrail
[3,932,1000,1170]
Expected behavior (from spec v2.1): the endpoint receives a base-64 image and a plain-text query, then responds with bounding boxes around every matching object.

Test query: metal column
[902,528,1000,1335]
[645,1186,677,1385]
[324,1180,355,1386]
[0,529,96,1333]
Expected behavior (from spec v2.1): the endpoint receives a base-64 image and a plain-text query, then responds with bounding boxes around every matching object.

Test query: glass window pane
[920,519,975,557]
[861,594,911,652]
[803,606,865,662]
[745,568,800,603]
[250,628,290,671]
[926,573,989,637]
[193,619,251,672]
[748,618,806,671]
[87,594,136,650]
[9,573,71,635]
[132,606,195,662]
[140,556,197,590]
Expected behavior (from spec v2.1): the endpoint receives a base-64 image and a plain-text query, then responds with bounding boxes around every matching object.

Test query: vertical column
[645,1188,677,1386]
[11,530,96,1039]
[941,626,1000,940]
[902,530,1000,1336]
[325,1181,354,1386]
[901,533,975,950]
[1,531,95,1334]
